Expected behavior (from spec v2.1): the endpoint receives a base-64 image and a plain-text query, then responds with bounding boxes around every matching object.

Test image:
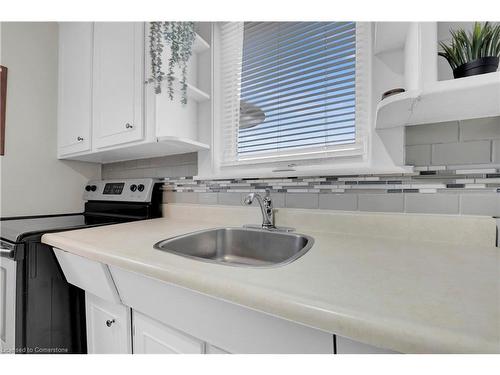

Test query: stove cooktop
[0,214,92,243]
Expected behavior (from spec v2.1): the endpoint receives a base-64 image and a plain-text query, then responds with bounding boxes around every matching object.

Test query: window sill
[196,162,413,180]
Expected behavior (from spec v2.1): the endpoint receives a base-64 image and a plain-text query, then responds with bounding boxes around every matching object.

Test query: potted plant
[148,22,196,104]
[439,22,500,79]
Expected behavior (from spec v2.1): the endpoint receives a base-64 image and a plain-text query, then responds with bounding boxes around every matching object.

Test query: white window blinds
[220,22,367,165]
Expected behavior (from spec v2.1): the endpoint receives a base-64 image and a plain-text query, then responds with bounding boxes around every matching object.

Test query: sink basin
[153,227,314,267]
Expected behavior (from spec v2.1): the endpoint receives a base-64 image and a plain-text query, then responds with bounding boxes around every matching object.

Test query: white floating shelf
[376,71,500,129]
[193,33,210,54]
[373,22,410,55]
[156,78,210,103]
[186,82,210,102]
[375,91,418,129]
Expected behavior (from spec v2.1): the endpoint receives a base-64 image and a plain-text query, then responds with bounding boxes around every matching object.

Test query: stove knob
[130,184,137,192]
[85,185,91,192]
[90,185,97,192]
[137,184,145,192]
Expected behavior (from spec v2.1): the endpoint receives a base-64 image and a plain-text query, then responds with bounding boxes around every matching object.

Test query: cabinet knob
[77,136,84,142]
[105,319,116,327]
[125,123,133,129]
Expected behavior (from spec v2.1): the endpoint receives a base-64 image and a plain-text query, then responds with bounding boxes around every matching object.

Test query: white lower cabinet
[85,293,132,354]
[132,311,204,354]
[109,265,334,354]
[53,249,121,304]
[54,252,398,354]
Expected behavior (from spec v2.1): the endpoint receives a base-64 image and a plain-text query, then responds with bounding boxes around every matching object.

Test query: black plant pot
[453,56,499,79]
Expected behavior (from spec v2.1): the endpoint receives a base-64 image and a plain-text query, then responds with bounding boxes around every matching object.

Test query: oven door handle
[0,246,16,259]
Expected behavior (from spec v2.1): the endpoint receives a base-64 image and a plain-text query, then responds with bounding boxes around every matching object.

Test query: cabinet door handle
[77,136,84,142]
[125,123,133,129]
[0,247,15,258]
[106,319,116,327]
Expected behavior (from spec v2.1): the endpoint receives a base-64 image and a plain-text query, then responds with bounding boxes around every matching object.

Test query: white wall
[0,22,100,217]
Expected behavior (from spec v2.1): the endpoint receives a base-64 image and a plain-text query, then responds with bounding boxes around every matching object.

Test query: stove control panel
[83,179,158,202]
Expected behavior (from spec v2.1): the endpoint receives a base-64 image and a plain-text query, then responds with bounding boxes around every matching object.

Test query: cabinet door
[133,311,204,354]
[85,293,132,354]
[58,22,93,156]
[0,257,16,353]
[93,22,144,149]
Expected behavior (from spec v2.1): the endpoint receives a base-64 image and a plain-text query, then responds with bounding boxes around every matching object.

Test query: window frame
[200,22,373,179]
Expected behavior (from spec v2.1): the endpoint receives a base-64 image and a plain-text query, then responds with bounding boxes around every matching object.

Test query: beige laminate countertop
[42,204,500,354]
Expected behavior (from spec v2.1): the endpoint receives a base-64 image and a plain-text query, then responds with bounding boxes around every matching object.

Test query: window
[219,22,369,167]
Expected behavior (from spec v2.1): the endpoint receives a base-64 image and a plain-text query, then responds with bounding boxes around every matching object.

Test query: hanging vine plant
[147,21,196,105]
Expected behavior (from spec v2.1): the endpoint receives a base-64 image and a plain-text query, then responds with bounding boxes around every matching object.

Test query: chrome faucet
[244,189,275,229]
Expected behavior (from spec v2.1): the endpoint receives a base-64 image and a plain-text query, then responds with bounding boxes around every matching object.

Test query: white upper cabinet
[92,22,144,149]
[57,22,212,163]
[58,22,93,156]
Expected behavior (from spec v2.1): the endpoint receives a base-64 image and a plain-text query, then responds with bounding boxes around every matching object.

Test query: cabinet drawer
[133,311,204,354]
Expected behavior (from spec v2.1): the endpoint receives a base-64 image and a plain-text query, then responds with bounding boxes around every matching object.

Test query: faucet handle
[263,189,273,207]
[243,193,255,205]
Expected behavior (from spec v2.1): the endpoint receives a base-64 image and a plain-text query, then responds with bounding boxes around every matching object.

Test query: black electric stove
[0,178,162,354]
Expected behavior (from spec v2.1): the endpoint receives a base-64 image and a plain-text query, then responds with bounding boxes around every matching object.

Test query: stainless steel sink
[153,227,314,267]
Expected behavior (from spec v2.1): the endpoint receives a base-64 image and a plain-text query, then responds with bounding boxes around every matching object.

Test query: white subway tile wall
[460,117,500,141]
[318,194,358,211]
[405,121,459,145]
[406,144,432,166]
[493,140,500,163]
[405,194,460,215]
[431,141,491,165]
[101,117,500,216]
[101,153,198,179]
[358,194,404,213]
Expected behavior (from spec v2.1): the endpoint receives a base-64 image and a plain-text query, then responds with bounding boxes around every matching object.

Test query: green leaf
[438,22,500,70]
[148,21,196,104]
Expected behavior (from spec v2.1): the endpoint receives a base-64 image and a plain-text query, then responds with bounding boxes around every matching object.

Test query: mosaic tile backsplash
[162,167,500,216]
[163,169,500,195]
[102,116,500,216]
